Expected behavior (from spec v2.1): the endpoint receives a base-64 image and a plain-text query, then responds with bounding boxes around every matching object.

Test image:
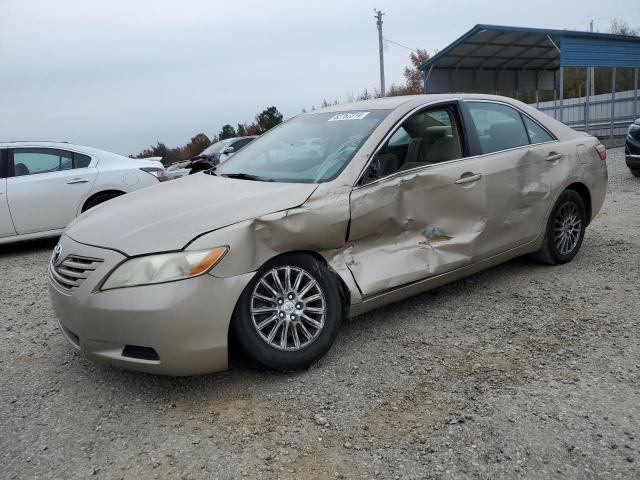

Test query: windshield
[215,110,391,183]
[199,138,235,158]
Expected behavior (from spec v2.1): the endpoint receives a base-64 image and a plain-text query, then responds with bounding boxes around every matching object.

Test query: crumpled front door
[345,159,489,296]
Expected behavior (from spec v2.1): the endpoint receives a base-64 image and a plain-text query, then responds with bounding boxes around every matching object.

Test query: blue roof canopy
[420,24,640,94]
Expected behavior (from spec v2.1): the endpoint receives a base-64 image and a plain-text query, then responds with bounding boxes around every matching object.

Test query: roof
[302,93,566,114]
[420,24,640,72]
[0,141,128,159]
[304,96,416,113]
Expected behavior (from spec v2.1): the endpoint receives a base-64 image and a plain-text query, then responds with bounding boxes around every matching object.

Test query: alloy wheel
[553,202,582,255]
[250,266,326,351]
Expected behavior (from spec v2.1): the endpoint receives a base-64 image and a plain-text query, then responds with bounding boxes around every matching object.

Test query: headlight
[101,247,227,291]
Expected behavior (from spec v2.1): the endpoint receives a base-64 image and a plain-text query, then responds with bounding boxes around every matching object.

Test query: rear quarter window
[522,115,555,144]
[74,153,92,168]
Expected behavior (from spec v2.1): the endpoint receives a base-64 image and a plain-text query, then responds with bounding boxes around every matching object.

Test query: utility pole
[374,9,385,97]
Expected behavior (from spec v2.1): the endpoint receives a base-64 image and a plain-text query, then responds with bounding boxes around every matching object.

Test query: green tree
[218,124,237,140]
[255,106,283,133]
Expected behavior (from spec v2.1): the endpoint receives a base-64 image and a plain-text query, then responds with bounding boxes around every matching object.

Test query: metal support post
[559,66,564,123]
[585,67,591,134]
[610,67,616,142]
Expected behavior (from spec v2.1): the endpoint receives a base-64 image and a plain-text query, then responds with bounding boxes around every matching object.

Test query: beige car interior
[365,107,463,183]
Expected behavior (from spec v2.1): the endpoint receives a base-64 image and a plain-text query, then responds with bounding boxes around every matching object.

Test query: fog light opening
[122,345,160,361]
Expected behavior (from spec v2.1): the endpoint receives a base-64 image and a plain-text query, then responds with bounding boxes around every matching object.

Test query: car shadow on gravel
[0,237,58,258]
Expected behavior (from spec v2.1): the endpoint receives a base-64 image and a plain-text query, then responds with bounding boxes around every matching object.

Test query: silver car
[48,94,608,375]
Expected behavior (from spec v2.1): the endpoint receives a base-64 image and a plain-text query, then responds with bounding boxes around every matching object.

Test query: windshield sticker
[328,112,371,122]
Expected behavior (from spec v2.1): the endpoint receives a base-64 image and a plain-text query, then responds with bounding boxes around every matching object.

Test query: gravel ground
[1,147,639,480]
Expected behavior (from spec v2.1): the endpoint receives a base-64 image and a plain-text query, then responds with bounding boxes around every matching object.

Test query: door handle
[455,173,482,185]
[67,178,89,184]
[545,152,563,162]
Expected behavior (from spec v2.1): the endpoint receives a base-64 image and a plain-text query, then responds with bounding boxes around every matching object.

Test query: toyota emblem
[52,243,63,265]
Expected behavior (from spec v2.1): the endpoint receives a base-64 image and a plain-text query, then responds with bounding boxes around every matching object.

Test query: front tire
[531,189,586,265]
[630,169,640,178]
[232,253,343,371]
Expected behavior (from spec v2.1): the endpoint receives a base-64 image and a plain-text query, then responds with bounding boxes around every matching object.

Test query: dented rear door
[472,144,566,256]
[345,159,490,296]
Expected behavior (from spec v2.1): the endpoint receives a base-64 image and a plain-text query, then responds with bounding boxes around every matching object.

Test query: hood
[66,173,318,256]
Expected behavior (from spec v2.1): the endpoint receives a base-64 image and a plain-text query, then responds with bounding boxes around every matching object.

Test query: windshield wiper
[220,173,273,182]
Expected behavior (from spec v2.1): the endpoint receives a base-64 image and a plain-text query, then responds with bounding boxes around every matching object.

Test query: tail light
[140,167,169,182]
[594,144,606,161]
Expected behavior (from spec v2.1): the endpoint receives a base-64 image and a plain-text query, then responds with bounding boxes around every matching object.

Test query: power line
[383,37,417,53]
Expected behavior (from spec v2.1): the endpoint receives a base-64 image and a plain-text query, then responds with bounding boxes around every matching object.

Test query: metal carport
[419,24,640,140]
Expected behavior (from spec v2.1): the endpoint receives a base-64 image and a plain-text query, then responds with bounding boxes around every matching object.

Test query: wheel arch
[564,182,592,225]
[81,189,126,213]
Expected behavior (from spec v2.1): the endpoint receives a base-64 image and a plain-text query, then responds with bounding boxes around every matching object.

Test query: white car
[0,141,167,245]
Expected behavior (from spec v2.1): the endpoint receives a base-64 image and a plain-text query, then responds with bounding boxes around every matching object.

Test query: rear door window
[466,102,530,154]
[12,149,73,176]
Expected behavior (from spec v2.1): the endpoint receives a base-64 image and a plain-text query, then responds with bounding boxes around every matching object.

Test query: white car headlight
[101,247,227,291]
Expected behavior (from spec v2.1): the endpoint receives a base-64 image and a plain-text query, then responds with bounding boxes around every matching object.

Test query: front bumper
[48,235,254,375]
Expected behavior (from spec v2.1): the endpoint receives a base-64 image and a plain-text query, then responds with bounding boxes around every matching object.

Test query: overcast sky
[1,0,638,156]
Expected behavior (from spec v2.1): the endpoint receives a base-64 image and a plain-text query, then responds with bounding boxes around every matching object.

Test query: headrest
[423,126,452,143]
[14,163,30,176]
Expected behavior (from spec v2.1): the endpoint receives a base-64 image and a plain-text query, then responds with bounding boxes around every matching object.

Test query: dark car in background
[166,136,256,179]
[626,118,640,177]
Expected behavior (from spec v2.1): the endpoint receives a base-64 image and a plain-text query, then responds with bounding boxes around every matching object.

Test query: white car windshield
[215,110,391,183]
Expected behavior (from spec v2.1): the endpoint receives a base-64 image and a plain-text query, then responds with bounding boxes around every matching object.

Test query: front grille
[50,255,103,290]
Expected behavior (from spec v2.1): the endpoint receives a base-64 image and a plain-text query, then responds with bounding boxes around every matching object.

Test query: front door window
[361,105,464,184]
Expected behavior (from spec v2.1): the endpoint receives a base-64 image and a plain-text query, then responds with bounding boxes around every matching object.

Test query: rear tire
[630,169,640,178]
[82,192,123,212]
[531,189,586,265]
[231,253,343,371]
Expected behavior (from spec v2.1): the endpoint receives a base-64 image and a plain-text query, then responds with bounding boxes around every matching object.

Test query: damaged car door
[463,100,565,254]
[345,103,490,296]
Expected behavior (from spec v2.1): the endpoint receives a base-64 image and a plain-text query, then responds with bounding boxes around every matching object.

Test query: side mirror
[222,146,235,154]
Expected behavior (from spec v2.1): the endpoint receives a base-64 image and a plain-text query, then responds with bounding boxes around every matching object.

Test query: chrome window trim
[353,140,559,191]
[353,99,560,191]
